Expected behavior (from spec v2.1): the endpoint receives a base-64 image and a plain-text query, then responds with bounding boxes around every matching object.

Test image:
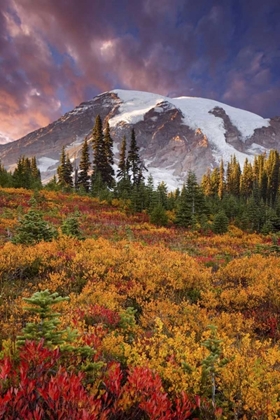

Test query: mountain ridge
[0,89,279,189]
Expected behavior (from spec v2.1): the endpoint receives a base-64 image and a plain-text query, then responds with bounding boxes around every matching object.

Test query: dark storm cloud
[0,0,279,140]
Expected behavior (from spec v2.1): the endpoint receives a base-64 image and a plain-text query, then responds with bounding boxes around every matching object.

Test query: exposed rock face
[0,89,279,188]
[209,107,244,152]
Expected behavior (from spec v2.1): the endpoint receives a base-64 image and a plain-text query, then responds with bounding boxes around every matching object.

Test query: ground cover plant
[0,187,280,418]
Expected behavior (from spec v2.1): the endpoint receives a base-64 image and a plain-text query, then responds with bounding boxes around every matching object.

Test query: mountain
[1,89,279,189]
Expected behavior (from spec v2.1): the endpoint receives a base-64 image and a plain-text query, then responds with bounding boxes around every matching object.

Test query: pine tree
[0,160,13,187]
[103,121,115,188]
[117,136,128,180]
[185,171,206,217]
[16,290,73,348]
[175,184,193,227]
[156,181,169,210]
[77,138,91,192]
[212,210,229,234]
[240,158,253,200]
[57,146,73,190]
[127,128,145,186]
[30,157,42,188]
[150,204,168,226]
[267,150,279,206]
[65,156,73,188]
[218,160,225,199]
[12,208,58,245]
[201,169,213,197]
[61,212,82,239]
[210,168,220,196]
[12,156,31,189]
[226,156,241,197]
[92,114,104,182]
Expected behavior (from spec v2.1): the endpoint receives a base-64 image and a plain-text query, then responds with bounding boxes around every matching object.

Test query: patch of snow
[109,89,270,170]
[110,90,165,126]
[38,157,59,172]
[150,116,158,121]
[170,96,269,141]
[66,136,85,148]
[146,166,183,191]
[247,143,269,154]
[154,106,164,113]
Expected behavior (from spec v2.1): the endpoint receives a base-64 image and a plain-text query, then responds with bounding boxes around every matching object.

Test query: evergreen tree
[267,150,279,206]
[12,208,58,245]
[117,136,128,180]
[150,203,168,226]
[210,167,220,196]
[12,156,41,189]
[145,173,156,211]
[240,158,253,200]
[0,160,13,187]
[16,290,73,348]
[61,212,82,239]
[103,121,115,188]
[30,157,42,188]
[92,114,105,182]
[57,146,73,190]
[185,171,206,218]
[156,181,169,210]
[65,156,73,188]
[91,116,115,189]
[218,160,225,199]
[175,184,193,228]
[201,169,213,197]
[127,128,145,186]
[226,156,241,197]
[77,138,91,192]
[212,210,229,234]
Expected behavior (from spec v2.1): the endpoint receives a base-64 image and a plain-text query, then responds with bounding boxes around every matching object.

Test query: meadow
[0,187,280,419]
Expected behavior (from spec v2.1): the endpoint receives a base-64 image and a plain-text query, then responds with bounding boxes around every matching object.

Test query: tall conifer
[77,138,91,192]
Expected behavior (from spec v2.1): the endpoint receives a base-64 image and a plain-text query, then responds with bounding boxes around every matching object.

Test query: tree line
[1,116,280,234]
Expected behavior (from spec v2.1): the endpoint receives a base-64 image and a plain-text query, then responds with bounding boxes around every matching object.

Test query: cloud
[0,0,279,140]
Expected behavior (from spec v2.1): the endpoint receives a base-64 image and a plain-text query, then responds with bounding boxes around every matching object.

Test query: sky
[1,0,280,143]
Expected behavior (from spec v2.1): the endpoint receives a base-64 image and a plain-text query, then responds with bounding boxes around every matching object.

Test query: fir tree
[57,146,73,190]
[16,290,71,348]
[218,160,225,199]
[77,138,91,192]
[12,156,41,189]
[92,114,105,182]
[185,171,206,217]
[0,160,13,187]
[175,184,193,228]
[212,210,229,234]
[127,128,145,186]
[12,208,58,245]
[150,203,168,226]
[240,158,254,199]
[117,136,128,180]
[156,181,169,210]
[61,212,82,239]
[30,157,42,188]
[103,121,115,188]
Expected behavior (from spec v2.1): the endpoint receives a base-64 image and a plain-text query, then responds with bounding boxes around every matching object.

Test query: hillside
[1,89,279,189]
[0,187,280,417]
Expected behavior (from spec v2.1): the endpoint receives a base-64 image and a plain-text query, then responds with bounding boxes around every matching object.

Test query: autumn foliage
[0,187,280,418]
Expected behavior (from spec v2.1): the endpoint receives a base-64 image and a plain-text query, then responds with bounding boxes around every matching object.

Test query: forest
[0,117,280,418]
[1,115,280,235]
